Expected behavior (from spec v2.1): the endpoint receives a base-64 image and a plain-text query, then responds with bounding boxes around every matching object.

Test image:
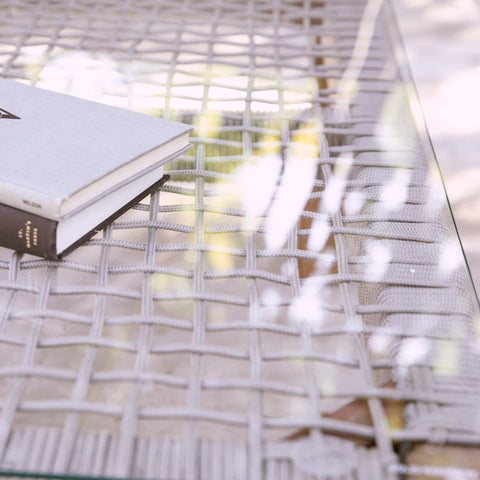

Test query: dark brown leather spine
[0,203,57,259]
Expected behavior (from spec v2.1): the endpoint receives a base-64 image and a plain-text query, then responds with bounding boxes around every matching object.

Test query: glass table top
[0,0,479,478]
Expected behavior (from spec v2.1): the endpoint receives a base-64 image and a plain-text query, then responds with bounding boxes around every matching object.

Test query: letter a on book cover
[0,108,20,119]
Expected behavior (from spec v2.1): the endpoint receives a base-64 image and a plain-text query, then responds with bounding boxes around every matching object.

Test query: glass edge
[381,0,480,312]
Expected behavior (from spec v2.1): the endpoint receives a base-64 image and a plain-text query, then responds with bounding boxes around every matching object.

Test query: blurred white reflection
[261,288,283,322]
[365,240,392,282]
[380,168,410,210]
[439,239,465,273]
[369,334,392,356]
[337,0,384,102]
[307,218,331,252]
[344,190,365,216]
[265,156,317,249]
[307,154,352,252]
[236,154,282,230]
[396,337,431,368]
[323,175,346,214]
[37,51,125,105]
[288,285,327,326]
[265,129,320,250]
[34,50,320,115]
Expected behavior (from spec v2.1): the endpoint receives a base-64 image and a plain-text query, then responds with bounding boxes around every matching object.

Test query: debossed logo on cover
[0,108,20,119]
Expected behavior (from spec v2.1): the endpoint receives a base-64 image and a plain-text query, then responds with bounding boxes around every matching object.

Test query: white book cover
[0,78,192,220]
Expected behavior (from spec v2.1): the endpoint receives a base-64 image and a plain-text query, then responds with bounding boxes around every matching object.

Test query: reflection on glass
[0,0,479,478]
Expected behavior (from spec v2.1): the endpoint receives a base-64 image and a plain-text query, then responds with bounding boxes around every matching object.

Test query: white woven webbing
[0,0,478,478]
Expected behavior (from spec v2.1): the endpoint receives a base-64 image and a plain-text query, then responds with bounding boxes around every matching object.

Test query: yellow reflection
[196,109,223,138]
[376,84,417,151]
[22,45,49,81]
[207,236,235,271]
[207,304,227,324]
[152,272,191,293]
[319,374,337,407]
[433,340,459,376]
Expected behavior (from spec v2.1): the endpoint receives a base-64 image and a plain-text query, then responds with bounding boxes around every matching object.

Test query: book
[0,78,192,259]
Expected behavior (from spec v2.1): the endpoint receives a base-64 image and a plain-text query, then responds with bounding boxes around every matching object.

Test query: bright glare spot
[265,132,318,249]
[38,51,124,104]
[261,288,282,321]
[236,154,282,230]
[262,288,282,307]
[365,240,392,282]
[323,175,346,213]
[307,219,331,252]
[321,154,352,213]
[438,239,464,272]
[396,337,431,366]
[172,85,204,100]
[369,334,391,355]
[288,286,326,325]
[336,0,383,103]
[344,191,365,215]
[209,86,245,100]
[380,168,410,209]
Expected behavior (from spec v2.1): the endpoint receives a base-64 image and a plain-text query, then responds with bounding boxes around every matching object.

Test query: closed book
[0,79,192,259]
[0,174,170,260]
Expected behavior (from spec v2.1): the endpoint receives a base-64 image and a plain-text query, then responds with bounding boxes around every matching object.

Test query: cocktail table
[1,0,479,478]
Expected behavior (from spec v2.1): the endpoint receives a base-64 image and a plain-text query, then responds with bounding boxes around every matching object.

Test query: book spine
[0,203,58,259]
